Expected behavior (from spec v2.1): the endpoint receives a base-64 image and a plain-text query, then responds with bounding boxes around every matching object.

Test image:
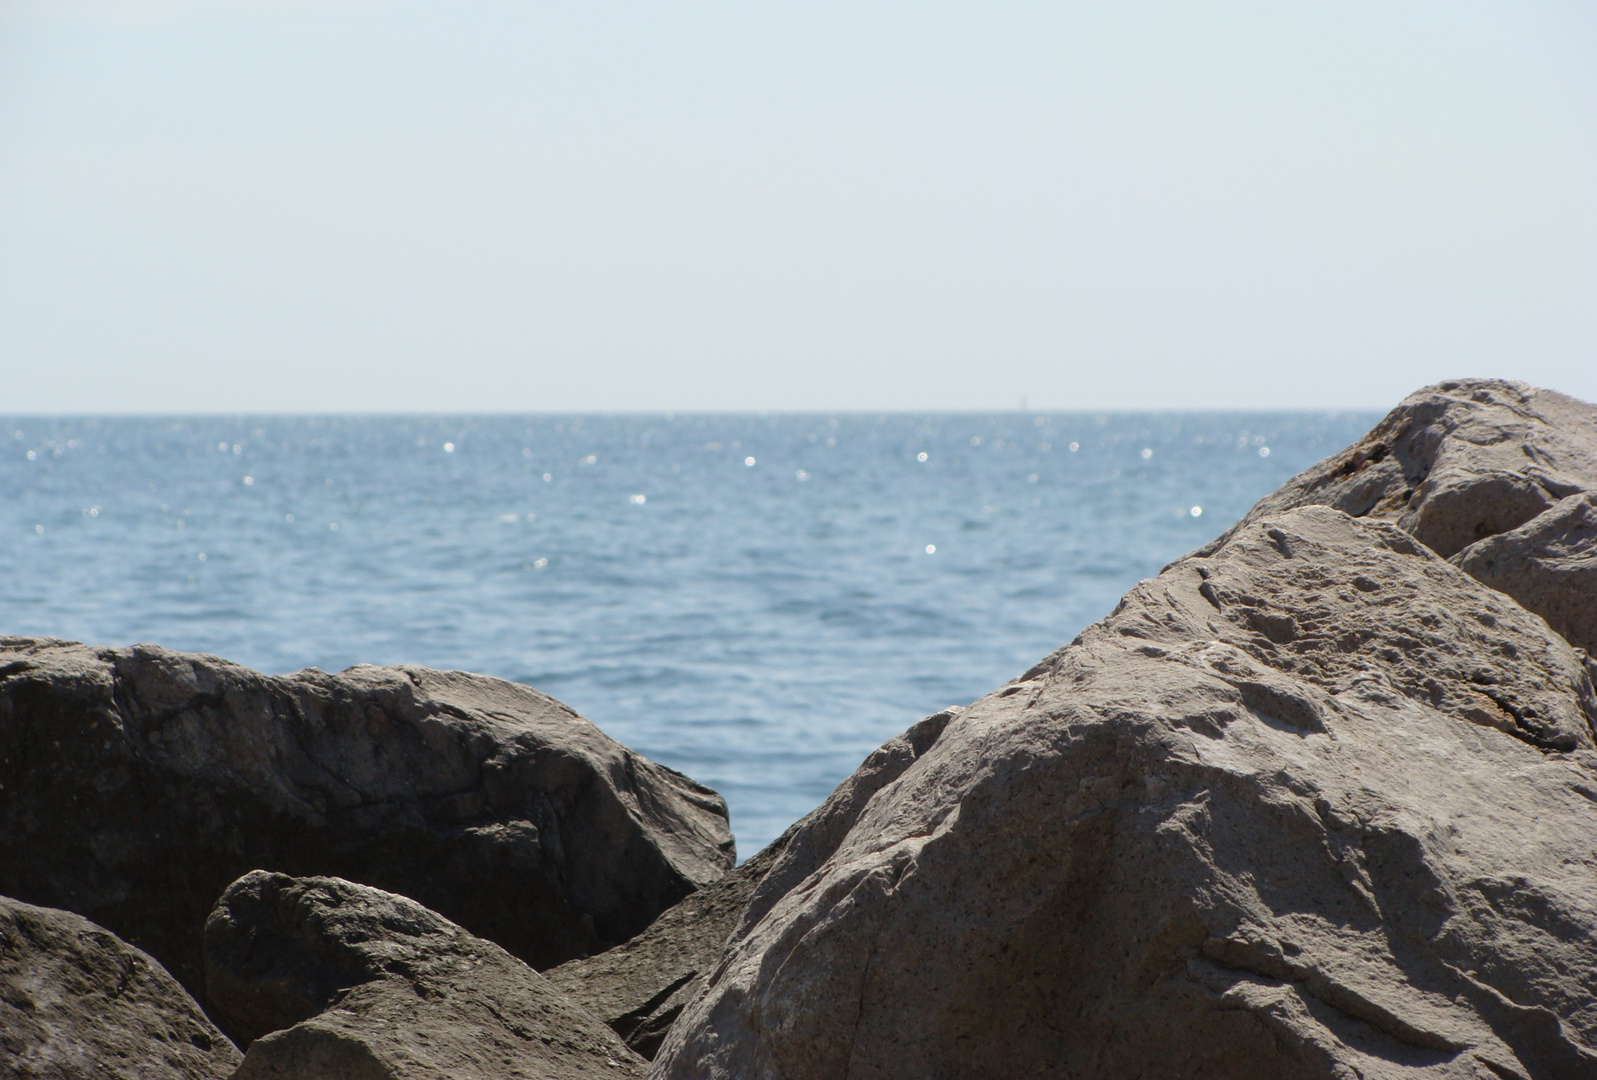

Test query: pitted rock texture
[0,640,734,1014]
[652,507,1597,1080]
[207,871,644,1080]
[1192,379,1597,656]
[0,894,240,1080]
[732,708,963,939]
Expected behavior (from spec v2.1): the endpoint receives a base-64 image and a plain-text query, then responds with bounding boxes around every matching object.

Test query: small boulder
[0,641,734,1015]
[0,893,241,1080]
[206,871,646,1080]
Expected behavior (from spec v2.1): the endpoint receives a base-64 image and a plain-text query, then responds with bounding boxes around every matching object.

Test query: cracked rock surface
[207,871,644,1080]
[652,505,1597,1079]
[0,893,241,1079]
[0,642,734,1019]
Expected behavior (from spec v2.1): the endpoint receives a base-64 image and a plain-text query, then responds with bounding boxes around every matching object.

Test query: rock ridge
[652,502,1597,1079]
[1189,377,1597,656]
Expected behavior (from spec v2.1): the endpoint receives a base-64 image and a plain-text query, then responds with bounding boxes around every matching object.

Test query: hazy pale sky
[2,1,1594,412]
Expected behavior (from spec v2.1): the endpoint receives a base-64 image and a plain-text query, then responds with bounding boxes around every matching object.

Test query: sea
[0,411,1378,858]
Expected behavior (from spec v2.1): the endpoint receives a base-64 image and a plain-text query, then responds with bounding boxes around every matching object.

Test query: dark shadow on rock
[0,644,735,1022]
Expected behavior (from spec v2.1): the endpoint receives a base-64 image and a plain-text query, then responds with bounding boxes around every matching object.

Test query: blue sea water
[0,411,1377,856]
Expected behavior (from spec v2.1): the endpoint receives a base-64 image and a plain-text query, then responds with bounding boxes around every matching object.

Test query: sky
[1,1,1594,412]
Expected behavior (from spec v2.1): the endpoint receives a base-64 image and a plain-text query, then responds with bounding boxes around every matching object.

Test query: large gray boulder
[653,506,1597,1079]
[206,871,645,1079]
[1196,378,1597,654]
[0,641,734,1014]
[545,708,962,1060]
[0,893,241,1079]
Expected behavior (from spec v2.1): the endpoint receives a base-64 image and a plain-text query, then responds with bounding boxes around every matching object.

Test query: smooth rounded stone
[0,894,241,1080]
[206,871,644,1080]
[653,507,1597,1080]
[1451,492,1597,659]
[1194,379,1597,561]
[0,641,734,1018]
[544,708,962,1060]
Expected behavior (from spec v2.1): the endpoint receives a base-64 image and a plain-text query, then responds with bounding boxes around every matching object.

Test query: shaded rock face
[0,894,241,1080]
[654,507,1597,1080]
[546,829,792,1060]
[1194,378,1597,654]
[207,871,645,1080]
[546,708,960,1060]
[0,641,734,1011]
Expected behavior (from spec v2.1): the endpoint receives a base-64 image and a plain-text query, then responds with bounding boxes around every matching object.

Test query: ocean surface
[0,411,1378,857]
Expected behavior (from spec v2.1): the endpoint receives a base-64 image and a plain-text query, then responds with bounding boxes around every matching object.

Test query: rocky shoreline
[3,378,1595,1079]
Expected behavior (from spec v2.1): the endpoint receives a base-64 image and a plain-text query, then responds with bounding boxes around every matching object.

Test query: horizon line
[0,405,1395,419]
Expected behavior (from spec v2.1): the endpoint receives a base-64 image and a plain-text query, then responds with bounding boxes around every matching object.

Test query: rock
[0,893,241,1079]
[206,871,645,1079]
[545,708,961,1059]
[1451,492,1597,658]
[734,707,963,937]
[1197,379,1597,561]
[544,839,785,1060]
[653,506,1597,1079]
[0,640,734,1020]
[1192,379,1597,660]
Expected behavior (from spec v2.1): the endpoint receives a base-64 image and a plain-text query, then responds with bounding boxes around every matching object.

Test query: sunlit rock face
[652,381,1597,1080]
[546,710,965,1062]
[1193,377,1597,652]
[0,643,735,1015]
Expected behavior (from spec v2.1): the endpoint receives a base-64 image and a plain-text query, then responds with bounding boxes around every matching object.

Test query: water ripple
[0,411,1377,855]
